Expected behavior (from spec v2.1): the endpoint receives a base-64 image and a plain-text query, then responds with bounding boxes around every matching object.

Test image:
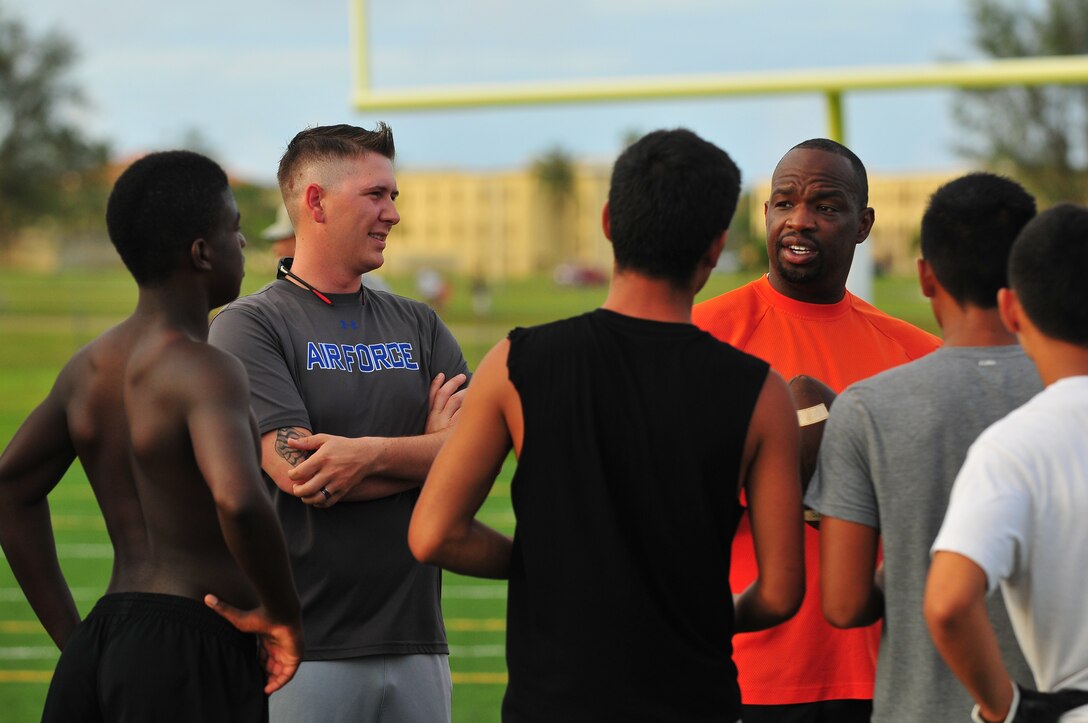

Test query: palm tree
[531,146,577,267]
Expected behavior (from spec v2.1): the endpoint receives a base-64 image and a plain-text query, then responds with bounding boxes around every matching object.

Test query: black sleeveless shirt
[502,309,769,722]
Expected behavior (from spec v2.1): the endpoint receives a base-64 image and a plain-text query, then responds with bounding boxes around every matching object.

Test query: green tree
[954,0,1088,204]
[232,181,280,252]
[0,6,109,247]
[531,146,577,265]
[730,190,766,270]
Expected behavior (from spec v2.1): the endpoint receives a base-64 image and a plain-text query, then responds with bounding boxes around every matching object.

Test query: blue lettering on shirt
[355,344,375,372]
[306,342,328,370]
[340,345,358,372]
[306,340,419,374]
[372,344,392,370]
[322,343,347,370]
[399,343,419,370]
[387,344,405,369]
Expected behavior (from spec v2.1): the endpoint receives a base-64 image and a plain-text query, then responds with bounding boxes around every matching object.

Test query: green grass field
[0,265,937,722]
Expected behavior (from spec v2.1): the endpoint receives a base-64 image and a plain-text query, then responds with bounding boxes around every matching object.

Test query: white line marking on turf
[442,586,506,599]
[0,647,56,661]
[447,645,505,658]
[0,585,502,603]
[0,644,503,662]
[54,544,113,558]
[0,588,100,602]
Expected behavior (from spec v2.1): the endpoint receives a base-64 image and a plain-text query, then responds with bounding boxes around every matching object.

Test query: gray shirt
[806,345,1039,722]
[209,279,468,660]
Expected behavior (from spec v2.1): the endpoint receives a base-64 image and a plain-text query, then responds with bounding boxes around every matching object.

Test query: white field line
[0,644,505,661]
[0,646,56,661]
[442,585,507,599]
[54,544,113,558]
[447,644,505,658]
[0,560,509,674]
[0,585,503,603]
[0,588,100,603]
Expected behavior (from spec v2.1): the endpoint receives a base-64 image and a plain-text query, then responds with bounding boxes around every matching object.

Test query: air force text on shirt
[306,341,420,373]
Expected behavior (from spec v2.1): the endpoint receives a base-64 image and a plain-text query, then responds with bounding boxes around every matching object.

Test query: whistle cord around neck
[279,264,333,305]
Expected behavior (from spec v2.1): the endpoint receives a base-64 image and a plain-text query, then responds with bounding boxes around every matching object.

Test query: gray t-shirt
[209,279,469,660]
[806,345,1039,722]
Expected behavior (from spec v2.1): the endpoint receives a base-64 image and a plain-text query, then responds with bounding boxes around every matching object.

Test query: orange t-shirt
[692,275,940,705]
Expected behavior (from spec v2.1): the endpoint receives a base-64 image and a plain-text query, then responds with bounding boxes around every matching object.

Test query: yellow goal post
[349,0,1088,143]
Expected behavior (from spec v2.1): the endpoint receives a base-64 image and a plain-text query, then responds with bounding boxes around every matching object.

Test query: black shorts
[741,699,872,723]
[42,592,267,723]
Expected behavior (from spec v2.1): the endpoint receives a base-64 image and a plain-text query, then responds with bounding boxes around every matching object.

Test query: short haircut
[607,129,741,287]
[1008,203,1088,346]
[277,122,395,200]
[921,173,1036,308]
[105,150,230,286]
[791,138,869,208]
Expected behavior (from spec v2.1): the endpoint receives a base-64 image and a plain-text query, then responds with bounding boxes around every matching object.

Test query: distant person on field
[692,138,940,723]
[263,201,298,261]
[416,266,451,313]
[0,150,303,721]
[807,172,1038,722]
[409,128,805,722]
[926,203,1088,723]
[470,274,491,317]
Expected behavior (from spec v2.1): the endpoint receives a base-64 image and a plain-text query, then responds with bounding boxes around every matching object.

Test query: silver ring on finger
[320,487,331,500]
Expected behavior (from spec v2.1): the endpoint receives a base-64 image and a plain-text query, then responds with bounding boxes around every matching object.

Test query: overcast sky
[9,0,986,185]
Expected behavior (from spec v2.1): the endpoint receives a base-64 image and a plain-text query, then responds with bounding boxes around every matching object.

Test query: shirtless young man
[0,150,302,722]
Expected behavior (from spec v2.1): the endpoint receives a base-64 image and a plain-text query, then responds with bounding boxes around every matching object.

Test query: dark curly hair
[106,150,230,286]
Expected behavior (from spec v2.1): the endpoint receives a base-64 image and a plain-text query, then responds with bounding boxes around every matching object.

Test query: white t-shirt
[933,376,1088,721]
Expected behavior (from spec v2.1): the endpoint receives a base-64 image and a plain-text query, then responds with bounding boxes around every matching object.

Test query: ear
[304,183,326,223]
[763,200,769,222]
[917,258,937,298]
[190,237,212,272]
[856,206,875,244]
[601,201,612,242]
[998,288,1021,335]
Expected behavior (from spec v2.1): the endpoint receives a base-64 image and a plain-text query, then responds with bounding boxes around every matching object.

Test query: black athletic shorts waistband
[88,593,256,652]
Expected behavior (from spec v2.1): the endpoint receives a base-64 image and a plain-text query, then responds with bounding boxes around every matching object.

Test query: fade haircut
[1008,203,1088,347]
[105,150,230,287]
[791,138,869,208]
[607,129,741,287]
[921,173,1036,309]
[277,122,395,201]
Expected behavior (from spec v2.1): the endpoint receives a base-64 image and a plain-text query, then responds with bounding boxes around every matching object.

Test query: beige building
[4,160,963,282]
[388,163,613,281]
[390,163,962,280]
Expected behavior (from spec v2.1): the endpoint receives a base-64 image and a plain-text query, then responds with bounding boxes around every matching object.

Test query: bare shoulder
[135,333,251,409]
[476,337,512,378]
[52,326,127,398]
[175,339,248,386]
[470,338,516,408]
[467,337,524,449]
[51,324,135,420]
[55,320,153,395]
[753,368,795,421]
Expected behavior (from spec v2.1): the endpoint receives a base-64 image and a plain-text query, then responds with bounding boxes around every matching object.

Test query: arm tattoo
[275,428,310,467]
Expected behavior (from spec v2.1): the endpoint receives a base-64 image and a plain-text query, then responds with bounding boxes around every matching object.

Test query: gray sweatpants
[270,654,452,723]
